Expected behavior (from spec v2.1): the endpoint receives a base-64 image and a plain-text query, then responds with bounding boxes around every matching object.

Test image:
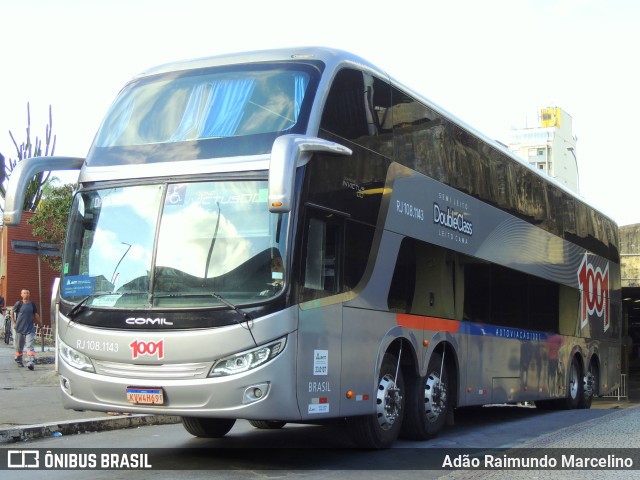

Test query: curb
[35,355,55,365]
[0,415,181,444]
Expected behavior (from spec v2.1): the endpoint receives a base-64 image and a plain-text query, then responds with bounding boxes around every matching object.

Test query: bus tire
[579,362,597,409]
[248,420,287,429]
[401,352,450,440]
[181,417,236,438]
[347,353,405,448]
[564,356,583,410]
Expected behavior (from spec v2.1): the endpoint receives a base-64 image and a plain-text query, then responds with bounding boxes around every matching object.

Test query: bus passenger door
[297,209,344,419]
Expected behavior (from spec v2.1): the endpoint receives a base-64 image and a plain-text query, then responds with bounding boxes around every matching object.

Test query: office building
[508,107,579,193]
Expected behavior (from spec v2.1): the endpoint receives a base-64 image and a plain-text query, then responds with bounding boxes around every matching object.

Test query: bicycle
[3,311,12,345]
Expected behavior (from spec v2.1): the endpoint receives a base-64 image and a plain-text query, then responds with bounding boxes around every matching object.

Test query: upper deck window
[88,62,322,165]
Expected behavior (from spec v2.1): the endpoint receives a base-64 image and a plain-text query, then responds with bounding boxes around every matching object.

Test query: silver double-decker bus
[4,47,621,448]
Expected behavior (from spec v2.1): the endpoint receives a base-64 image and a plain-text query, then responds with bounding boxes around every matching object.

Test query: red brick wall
[1,212,59,327]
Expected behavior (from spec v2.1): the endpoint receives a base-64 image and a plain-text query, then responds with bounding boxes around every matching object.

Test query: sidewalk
[0,341,179,444]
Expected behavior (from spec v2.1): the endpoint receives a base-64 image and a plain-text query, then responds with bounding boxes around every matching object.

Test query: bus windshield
[61,181,288,309]
[86,63,320,166]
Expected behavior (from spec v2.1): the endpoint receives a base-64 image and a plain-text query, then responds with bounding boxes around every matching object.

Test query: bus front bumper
[57,336,301,421]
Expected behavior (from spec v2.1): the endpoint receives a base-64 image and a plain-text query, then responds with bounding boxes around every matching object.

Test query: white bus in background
[4,47,622,448]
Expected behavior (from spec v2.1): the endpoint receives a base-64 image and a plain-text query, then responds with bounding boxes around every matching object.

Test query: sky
[1,0,639,225]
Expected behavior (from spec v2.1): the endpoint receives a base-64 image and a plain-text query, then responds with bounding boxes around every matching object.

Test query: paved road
[3,403,639,478]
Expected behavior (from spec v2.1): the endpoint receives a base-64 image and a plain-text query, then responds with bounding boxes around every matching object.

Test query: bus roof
[137,46,379,79]
[124,47,616,225]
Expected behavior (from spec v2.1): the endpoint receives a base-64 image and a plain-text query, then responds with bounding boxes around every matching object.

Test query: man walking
[11,289,40,370]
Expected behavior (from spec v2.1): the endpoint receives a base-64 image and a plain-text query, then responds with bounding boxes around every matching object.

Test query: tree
[27,183,74,272]
[0,103,55,212]
[0,103,71,273]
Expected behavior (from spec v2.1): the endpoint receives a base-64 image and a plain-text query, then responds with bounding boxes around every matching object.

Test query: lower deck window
[388,237,563,333]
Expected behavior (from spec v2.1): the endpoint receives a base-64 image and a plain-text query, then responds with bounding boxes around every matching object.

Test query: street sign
[11,240,61,257]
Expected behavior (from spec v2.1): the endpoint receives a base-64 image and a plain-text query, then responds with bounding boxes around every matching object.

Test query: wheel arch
[566,344,587,378]
[383,335,420,380]
[430,340,460,409]
[376,326,420,379]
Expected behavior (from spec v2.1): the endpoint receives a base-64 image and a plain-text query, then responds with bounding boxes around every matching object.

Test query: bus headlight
[59,339,96,373]
[209,337,286,377]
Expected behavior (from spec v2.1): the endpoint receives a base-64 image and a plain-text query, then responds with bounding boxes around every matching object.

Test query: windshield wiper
[211,291,257,347]
[67,295,90,319]
[211,292,252,322]
[150,291,257,345]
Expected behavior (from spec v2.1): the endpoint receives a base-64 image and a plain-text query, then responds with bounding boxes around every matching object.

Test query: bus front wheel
[181,417,236,438]
[402,352,450,440]
[248,420,287,429]
[347,353,405,448]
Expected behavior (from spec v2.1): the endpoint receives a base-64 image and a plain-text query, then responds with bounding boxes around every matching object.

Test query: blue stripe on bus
[459,322,549,341]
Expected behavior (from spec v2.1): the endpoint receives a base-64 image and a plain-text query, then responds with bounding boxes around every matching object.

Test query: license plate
[126,387,164,405]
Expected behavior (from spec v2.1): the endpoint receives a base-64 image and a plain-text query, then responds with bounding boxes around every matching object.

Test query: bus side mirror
[3,156,84,226]
[268,134,352,213]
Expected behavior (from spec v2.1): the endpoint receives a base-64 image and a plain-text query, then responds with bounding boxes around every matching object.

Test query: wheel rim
[569,361,579,399]
[584,368,595,399]
[376,373,402,430]
[424,370,447,422]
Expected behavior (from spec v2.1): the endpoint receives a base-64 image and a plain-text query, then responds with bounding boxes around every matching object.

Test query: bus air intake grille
[93,360,211,379]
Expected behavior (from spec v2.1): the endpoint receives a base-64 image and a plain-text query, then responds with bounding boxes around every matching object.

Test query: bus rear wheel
[402,352,450,440]
[248,420,287,429]
[579,361,598,409]
[181,417,236,438]
[347,353,405,448]
[564,355,583,409]
[536,355,592,410]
